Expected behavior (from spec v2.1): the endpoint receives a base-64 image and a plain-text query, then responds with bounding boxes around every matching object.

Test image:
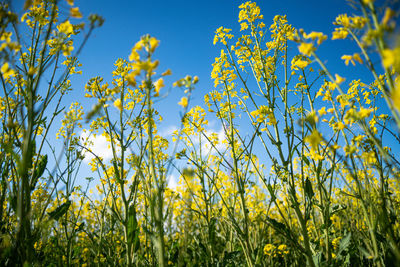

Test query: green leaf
[31,154,47,191]
[267,184,276,201]
[316,161,322,177]
[266,217,287,234]
[9,194,17,213]
[209,217,217,245]
[305,178,314,200]
[127,205,140,252]
[312,251,322,266]
[112,161,122,183]
[76,222,85,232]
[338,232,351,255]
[48,200,71,221]
[302,155,310,166]
[222,251,240,265]
[182,168,195,177]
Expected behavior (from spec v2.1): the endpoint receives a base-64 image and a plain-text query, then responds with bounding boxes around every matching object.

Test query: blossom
[132,60,159,73]
[358,107,372,119]
[178,97,188,108]
[332,28,348,40]
[162,69,172,76]
[362,0,374,4]
[341,55,353,66]
[154,78,164,96]
[70,7,82,18]
[303,31,327,45]
[318,107,327,116]
[382,7,395,25]
[298,42,315,56]
[264,244,276,256]
[291,57,310,70]
[57,20,74,36]
[1,62,15,79]
[382,49,395,68]
[278,244,289,255]
[335,74,345,84]
[149,37,159,53]
[391,81,400,111]
[113,99,123,111]
[305,129,322,150]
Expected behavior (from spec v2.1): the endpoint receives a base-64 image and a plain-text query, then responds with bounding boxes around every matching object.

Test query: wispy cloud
[80,130,120,164]
[158,125,178,137]
[200,126,228,155]
[167,174,178,190]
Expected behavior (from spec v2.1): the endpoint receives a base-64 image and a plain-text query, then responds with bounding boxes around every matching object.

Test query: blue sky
[11,0,385,189]
[68,0,370,187]
[70,0,364,126]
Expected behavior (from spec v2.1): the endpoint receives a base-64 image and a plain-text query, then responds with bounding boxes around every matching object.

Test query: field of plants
[1,0,400,266]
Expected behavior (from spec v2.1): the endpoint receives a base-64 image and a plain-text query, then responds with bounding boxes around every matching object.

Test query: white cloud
[80,130,120,164]
[159,125,178,137]
[167,174,178,190]
[201,126,228,155]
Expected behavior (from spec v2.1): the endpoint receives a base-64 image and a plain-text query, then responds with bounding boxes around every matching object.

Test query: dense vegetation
[0,0,400,266]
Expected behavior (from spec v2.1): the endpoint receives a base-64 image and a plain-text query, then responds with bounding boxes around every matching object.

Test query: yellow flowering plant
[0,0,104,265]
[1,0,400,266]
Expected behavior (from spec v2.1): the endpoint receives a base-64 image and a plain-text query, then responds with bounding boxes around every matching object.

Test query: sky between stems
[11,0,386,189]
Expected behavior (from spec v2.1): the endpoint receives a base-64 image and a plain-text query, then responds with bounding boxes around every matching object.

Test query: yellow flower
[57,20,74,35]
[278,244,289,255]
[240,22,248,31]
[113,98,123,111]
[305,129,322,150]
[1,62,15,79]
[250,105,275,124]
[162,69,172,76]
[358,107,372,119]
[291,57,310,70]
[335,14,351,27]
[129,50,140,62]
[303,31,327,45]
[344,145,356,156]
[132,60,159,73]
[335,74,345,84]
[28,66,38,75]
[336,121,345,130]
[154,78,164,97]
[382,49,395,68]
[354,135,365,143]
[127,72,137,86]
[362,151,376,165]
[362,0,374,4]
[318,107,327,116]
[382,7,395,25]
[332,28,348,40]
[353,53,363,64]
[341,55,354,66]
[391,81,400,111]
[62,43,74,56]
[264,244,276,256]
[298,42,315,56]
[305,111,318,126]
[133,40,144,51]
[267,113,277,125]
[70,7,82,18]
[149,37,159,53]
[178,97,188,108]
